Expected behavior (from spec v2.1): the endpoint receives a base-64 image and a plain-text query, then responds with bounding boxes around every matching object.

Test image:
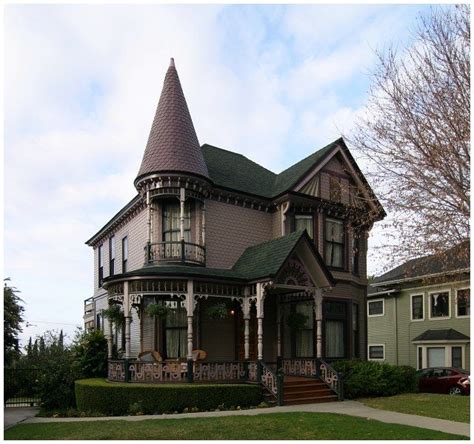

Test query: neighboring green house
[368,243,470,370]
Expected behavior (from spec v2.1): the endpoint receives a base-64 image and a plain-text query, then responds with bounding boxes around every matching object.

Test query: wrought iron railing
[259,361,284,406]
[319,359,344,400]
[281,358,318,377]
[108,359,126,382]
[194,361,246,381]
[128,361,187,383]
[247,361,258,382]
[145,241,206,265]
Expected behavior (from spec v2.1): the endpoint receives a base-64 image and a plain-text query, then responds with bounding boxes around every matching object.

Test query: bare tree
[351,5,470,270]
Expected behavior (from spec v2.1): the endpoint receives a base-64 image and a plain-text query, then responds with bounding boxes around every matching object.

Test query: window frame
[428,289,451,320]
[324,217,346,270]
[162,299,188,359]
[122,236,128,273]
[109,235,115,276]
[98,244,104,288]
[368,344,385,361]
[367,299,384,317]
[162,201,191,243]
[294,214,314,239]
[416,343,467,370]
[455,287,470,319]
[410,293,425,321]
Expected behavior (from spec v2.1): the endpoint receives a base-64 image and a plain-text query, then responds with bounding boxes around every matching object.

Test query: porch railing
[319,359,344,400]
[145,241,206,266]
[259,361,284,406]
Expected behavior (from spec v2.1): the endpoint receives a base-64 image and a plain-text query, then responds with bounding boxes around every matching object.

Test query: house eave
[371,268,470,287]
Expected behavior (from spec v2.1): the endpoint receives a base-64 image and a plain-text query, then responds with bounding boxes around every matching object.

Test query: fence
[4,368,41,407]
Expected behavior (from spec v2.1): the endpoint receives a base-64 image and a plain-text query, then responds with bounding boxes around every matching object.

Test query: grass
[4,412,467,440]
[360,393,470,423]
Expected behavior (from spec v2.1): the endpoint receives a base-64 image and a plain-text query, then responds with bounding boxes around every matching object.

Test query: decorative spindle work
[193,362,245,381]
[281,358,318,377]
[108,360,126,382]
[128,361,187,383]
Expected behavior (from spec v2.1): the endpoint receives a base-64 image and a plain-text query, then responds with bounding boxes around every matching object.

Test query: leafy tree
[4,278,24,366]
[73,329,108,378]
[352,5,470,270]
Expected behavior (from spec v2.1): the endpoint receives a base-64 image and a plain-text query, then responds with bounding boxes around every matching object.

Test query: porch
[106,358,343,405]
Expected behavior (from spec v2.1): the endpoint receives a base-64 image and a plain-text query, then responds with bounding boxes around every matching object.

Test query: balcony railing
[145,241,206,266]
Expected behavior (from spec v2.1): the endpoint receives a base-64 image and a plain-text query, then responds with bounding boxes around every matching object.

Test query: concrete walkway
[22,401,469,437]
[4,408,40,430]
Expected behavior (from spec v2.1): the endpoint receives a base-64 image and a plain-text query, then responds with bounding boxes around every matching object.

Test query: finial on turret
[170,57,175,67]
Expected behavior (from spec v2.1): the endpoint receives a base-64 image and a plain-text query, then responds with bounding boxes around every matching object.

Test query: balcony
[145,241,206,266]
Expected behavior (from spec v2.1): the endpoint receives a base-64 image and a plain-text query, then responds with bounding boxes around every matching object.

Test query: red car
[417,367,470,395]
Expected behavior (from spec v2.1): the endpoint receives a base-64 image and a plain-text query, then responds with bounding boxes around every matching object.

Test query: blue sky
[5,4,434,344]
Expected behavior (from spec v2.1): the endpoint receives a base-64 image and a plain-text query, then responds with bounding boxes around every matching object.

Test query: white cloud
[4,4,426,345]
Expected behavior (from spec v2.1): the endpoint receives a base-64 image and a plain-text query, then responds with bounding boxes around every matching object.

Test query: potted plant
[145,303,170,319]
[206,302,230,320]
[102,304,125,328]
[286,312,308,331]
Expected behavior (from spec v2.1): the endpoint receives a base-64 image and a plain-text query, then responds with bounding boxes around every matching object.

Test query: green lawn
[4,412,466,440]
[360,393,470,423]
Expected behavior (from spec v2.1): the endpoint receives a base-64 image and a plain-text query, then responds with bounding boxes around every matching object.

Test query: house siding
[368,278,470,370]
[205,200,273,269]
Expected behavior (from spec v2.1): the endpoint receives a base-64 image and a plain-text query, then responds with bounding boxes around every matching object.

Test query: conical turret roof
[136,58,210,184]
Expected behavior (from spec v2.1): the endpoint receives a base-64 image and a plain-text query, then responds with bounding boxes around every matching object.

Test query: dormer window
[295,214,313,238]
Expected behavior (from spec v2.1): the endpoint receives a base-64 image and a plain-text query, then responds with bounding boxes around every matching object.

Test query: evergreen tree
[4,278,24,366]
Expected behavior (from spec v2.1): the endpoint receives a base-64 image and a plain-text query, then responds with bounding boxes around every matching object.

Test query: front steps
[280,376,339,405]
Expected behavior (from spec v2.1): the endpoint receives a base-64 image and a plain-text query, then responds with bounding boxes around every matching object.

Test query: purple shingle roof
[136,58,210,182]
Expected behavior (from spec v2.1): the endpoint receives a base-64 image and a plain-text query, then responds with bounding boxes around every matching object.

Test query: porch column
[146,190,152,244]
[107,316,113,359]
[124,282,132,359]
[313,289,323,358]
[256,283,265,361]
[242,296,251,360]
[185,280,196,382]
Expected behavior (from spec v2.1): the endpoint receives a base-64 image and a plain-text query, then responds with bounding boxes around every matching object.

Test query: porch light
[230,309,235,316]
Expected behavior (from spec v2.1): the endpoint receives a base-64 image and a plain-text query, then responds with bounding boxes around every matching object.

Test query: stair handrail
[259,361,284,406]
[318,359,344,401]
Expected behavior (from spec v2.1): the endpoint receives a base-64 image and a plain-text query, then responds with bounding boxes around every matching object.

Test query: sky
[4,3,434,345]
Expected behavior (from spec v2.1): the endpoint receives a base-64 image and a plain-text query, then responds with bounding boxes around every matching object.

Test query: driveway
[4,408,39,430]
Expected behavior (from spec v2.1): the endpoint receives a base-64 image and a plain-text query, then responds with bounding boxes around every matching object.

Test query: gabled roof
[135,58,209,184]
[413,329,470,342]
[372,241,470,285]
[202,139,342,199]
[233,230,334,284]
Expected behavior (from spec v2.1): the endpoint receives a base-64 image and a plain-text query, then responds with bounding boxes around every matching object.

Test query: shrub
[73,330,108,378]
[75,379,262,415]
[331,360,418,399]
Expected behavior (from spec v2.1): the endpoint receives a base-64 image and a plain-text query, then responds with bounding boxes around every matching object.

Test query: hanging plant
[145,303,170,319]
[102,305,125,327]
[286,312,308,331]
[206,302,229,320]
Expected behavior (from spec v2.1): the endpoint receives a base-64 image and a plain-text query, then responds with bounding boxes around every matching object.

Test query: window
[452,347,462,368]
[368,299,384,317]
[295,215,313,239]
[352,304,359,358]
[418,346,423,370]
[329,175,342,202]
[109,236,115,276]
[325,218,345,268]
[164,299,187,359]
[96,313,102,330]
[324,301,347,359]
[162,202,191,258]
[456,288,470,317]
[411,294,424,320]
[295,302,314,357]
[427,347,445,367]
[430,291,450,318]
[368,345,385,360]
[98,244,104,287]
[122,236,128,273]
[351,235,360,275]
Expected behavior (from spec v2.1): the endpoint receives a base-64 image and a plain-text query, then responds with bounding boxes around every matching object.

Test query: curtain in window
[295,216,313,238]
[163,203,191,257]
[325,320,345,358]
[165,301,187,358]
[427,347,445,367]
[325,219,344,267]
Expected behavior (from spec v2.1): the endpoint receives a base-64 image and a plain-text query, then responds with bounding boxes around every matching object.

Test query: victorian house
[83,59,385,403]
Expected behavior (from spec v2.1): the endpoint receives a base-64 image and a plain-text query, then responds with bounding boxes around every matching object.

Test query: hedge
[331,360,418,399]
[75,379,262,415]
